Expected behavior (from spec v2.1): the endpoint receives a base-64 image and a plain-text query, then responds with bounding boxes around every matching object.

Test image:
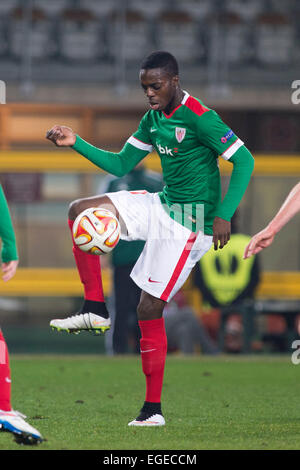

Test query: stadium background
[0,0,299,354]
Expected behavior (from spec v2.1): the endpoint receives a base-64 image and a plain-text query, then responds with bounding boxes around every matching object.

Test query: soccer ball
[73,207,121,255]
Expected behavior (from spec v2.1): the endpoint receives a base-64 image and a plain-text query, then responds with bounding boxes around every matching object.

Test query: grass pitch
[1,354,300,450]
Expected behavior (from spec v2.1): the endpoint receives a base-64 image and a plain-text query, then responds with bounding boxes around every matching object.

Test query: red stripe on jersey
[160,231,197,302]
[184,96,209,116]
[162,103,183,119]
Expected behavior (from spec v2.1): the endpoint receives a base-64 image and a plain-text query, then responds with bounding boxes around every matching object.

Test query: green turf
[1,355,300,450]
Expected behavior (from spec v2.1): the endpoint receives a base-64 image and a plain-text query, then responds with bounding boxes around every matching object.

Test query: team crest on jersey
[175,127,186,143]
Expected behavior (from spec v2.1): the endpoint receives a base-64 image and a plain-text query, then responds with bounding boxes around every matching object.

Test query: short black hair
[140,51,179,77]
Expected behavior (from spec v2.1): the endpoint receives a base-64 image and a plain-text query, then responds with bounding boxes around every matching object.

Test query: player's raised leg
[50,195,125,335]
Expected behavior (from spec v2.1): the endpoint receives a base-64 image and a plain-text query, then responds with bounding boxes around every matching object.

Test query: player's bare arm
[46,125,76,147]
[244,182,300,259]
[213,217,231,250]
[243,227,275,259]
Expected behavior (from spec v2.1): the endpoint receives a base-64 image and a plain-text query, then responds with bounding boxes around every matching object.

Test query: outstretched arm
[244,182,300,259]
[46,125,149,177]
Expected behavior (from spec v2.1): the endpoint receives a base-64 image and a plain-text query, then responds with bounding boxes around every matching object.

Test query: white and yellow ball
[73,207,120,255]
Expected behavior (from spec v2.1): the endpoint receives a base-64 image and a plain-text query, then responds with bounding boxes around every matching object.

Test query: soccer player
[46,51,254,426]
[0,185,43,444]
[244,182,300,259]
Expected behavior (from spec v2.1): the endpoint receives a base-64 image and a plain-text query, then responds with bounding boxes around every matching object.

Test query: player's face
[140,68,179,112]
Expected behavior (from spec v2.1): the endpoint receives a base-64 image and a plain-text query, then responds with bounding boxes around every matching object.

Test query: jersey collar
[162,90,190,119]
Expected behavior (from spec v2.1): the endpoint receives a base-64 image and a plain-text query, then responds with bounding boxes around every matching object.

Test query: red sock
[0,330,11,411]
[68,219,105,302]
[139,318,168,403]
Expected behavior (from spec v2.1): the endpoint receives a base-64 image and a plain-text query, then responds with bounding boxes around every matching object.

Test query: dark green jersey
[128,91,244,234]
[72,90,254,235]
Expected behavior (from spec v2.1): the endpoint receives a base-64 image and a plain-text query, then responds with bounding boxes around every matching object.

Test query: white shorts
[105,191,212,302]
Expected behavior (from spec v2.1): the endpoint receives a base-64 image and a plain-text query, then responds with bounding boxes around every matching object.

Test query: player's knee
[137,300,155,321]
[137,293,165,321]
[68,198,86,220]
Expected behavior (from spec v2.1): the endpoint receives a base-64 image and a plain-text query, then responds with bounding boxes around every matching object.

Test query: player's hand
[212,217,231,250]
[46,125,76,147]
[1,260,19,282]
[243,227,275,259]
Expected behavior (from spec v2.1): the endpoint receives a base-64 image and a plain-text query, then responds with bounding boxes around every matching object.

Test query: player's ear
[172,75,179,88]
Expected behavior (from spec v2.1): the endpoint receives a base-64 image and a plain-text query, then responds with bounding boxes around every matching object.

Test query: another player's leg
[50,195,123,335]
[128,292,167,426]
[0,329,43,445]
